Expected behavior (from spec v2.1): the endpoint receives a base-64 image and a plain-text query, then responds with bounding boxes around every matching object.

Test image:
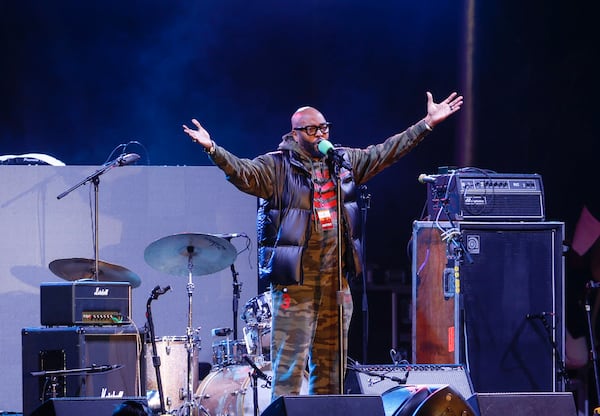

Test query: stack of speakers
[21,281,144,416]
[408,170,576,414]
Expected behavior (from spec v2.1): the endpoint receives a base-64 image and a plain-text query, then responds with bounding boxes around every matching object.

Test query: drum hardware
[144,233,237,416]
[211,327,233,337]
[241,292,272,360]
[211,327,249,367]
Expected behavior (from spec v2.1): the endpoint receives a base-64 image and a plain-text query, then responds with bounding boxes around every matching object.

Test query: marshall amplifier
[22,325,141,416]
[424,171,545,221]
[41,281,131,326]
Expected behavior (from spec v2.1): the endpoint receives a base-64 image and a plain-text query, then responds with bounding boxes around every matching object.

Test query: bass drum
[195,362,308,416]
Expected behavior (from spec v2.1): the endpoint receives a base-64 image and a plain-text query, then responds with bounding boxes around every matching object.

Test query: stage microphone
[89,364,123,373]
[116,153,140,166]
[216,232,247,239]
[151,285,171,299]
[526,312,555,320]
[418,173,438,184]
[317,140,352,170]
[242,354,271,383]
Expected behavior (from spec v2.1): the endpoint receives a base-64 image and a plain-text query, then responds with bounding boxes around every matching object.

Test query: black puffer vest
[257,150,362,285]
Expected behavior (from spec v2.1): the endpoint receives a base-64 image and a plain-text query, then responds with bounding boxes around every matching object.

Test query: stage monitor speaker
[475,392,576,416]
[382,384,477,416]
[412,221,565,393]
[30,397,149,416]
[22,326,141,416]
[346,364,475,402]
[261,395,385,416]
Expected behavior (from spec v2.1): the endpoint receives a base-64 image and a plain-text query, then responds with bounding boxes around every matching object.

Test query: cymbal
[49,258,141,288]
[144,233,237,277]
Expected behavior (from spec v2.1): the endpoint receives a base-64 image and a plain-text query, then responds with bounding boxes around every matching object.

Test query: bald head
[291,106,325,129]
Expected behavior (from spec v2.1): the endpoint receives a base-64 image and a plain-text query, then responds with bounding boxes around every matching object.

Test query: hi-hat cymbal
[144,233,237,277]
[49,258,141,288]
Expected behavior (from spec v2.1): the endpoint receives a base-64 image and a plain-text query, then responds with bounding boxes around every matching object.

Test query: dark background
[1,1,598,364]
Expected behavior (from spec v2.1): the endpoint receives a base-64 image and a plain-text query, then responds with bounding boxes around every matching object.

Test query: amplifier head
[40,281,132,326]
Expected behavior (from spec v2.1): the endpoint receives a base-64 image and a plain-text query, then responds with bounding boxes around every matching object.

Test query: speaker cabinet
[475,392,576,416]
[30,397,149,416]
[382,384,477,416]
[22,326,141,416]
[412,221,565,393]
[261,395,385,416]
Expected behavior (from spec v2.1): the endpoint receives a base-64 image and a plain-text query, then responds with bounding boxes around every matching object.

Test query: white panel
[0,165,258,412]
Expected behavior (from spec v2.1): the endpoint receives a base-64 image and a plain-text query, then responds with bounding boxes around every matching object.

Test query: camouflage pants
[269,231,354,399]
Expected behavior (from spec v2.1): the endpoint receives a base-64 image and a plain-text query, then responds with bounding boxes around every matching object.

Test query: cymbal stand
[180,246,196,416]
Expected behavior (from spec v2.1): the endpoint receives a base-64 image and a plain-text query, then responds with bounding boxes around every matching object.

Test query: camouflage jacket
[208,119,431,285]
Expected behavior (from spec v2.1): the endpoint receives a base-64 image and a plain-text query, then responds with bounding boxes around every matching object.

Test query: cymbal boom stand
[181,246,196,416]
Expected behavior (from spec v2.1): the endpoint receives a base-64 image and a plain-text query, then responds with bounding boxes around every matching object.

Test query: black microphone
[417,173,438,184]
[215,232,247,239]
[526,312,555,320]
[88,364,123,373]
[242,354,271,383]
[151,285,171,299]
[317,140,352,170]
[116,153,140,166]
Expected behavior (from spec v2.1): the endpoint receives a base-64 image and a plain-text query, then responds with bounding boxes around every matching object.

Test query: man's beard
[299,138,323,159]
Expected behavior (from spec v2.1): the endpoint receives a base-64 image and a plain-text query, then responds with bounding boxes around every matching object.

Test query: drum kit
[49,232,284,416]
[46,158,293,415]
[144,232,296,416]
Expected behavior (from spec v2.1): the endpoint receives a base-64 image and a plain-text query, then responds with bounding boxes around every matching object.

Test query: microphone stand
[529,314,569,387]
[56,154,134,280]
[230,262,242,341]
[243,354,271,416]
[146,288,167,415]
[348,365,408,386]
[217,234,242,341]
[331,158,346,395]
[585,282,600,408]
[32,365,123,402]
[358,185,371,364]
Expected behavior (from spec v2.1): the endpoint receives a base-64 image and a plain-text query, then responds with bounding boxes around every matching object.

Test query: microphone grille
[317,140,334,156]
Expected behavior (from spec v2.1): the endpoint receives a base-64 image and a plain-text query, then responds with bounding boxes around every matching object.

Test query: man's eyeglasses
[293,122,331,136]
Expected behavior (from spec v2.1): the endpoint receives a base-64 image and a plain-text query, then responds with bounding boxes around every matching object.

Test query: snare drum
[145,335,201,412]
[196,362,308,416]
